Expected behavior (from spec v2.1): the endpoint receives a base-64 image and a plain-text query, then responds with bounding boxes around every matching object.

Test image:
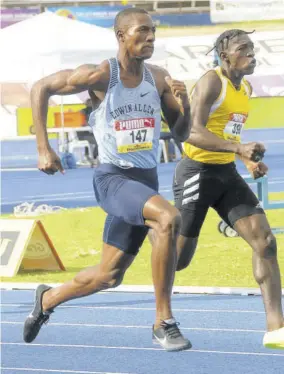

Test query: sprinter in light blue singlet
[24,8,192,352]
[89,57,161,169]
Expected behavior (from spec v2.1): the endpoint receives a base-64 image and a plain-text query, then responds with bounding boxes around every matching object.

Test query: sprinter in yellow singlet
[173,29,284,349]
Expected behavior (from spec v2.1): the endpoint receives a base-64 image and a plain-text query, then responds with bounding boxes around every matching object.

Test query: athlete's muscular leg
[42,243,134,311]
[148,231,198,272]
[143,195,181,328]
[234,214,284,331]
[176,236,198,271]
[175,205,208,271]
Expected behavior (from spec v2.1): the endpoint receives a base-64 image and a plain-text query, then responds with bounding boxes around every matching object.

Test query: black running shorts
[173,157,264,238]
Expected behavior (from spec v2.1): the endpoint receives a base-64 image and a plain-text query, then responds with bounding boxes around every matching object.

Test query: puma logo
[140,92,150,97]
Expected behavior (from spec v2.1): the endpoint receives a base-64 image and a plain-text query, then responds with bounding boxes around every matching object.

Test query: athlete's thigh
[173,158,217,237]
[213,169,264,228]
[233,213,272,249]
[103,214,149,256]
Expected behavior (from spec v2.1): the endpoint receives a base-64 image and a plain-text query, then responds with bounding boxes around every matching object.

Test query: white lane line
[1,342,284,357]
[0,321,264,333]
[1,168,38,172]
[0,304,265,313]
[1,368,135,374]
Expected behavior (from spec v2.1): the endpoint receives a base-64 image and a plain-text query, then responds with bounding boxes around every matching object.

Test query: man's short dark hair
[114,8,149,33]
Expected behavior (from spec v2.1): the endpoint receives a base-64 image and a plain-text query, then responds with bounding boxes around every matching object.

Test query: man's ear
[116,29,125,42]
[220,51,229,64]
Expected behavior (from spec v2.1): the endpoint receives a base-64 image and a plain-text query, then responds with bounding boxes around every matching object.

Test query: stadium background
[0,0,283,287]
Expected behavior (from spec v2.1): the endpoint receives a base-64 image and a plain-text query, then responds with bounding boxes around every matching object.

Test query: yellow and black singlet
[184,66,252,164]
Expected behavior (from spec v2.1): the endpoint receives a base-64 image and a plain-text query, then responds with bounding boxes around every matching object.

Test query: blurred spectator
[77,95,99,166]
[160,111,183,162]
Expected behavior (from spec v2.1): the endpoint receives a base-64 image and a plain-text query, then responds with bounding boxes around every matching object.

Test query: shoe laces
[36,310,52,327]
[161,321,182,339]
[41,314,51,326]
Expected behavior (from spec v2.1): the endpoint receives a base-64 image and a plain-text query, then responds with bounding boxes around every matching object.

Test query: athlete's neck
[221,68,244,89]
[117,50,144,76]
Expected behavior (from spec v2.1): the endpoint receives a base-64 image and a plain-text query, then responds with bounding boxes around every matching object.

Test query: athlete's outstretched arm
[31,62,109,153]
[186,71,265,160]
[31,62,110,174]
[159,70,191,142]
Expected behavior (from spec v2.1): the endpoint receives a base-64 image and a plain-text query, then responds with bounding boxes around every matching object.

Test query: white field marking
[0,321,264,333]
[1,195,95,205]
[4,283,279,295]
[0,304,266,313]
[1,191,93,202]
[1,368,135,374]
[1,342,284,357]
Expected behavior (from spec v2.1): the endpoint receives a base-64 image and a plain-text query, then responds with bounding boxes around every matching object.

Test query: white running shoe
[263,327,284,349]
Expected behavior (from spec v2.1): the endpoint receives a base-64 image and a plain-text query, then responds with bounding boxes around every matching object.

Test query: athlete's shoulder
[70,60,111,90]
[145,64,172,96]
[75,61,110,76]
[193,69,222,101]
[145,63,168,76]
[196,69,222,88]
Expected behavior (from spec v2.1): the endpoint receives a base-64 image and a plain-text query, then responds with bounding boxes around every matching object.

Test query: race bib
[223,113,247,142]
[115,118,155,153]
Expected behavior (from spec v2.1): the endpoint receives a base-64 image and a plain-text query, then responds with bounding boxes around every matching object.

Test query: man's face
[119,14,156,60]
[223,34,256,75]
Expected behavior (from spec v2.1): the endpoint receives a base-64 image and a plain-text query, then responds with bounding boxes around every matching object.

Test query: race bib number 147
[115,118,155,153]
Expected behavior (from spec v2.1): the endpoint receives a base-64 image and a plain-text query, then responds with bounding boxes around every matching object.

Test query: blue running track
[1,290,284,374]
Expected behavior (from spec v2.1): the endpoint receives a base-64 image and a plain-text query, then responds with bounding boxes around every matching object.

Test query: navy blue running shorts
[93,163,159,255]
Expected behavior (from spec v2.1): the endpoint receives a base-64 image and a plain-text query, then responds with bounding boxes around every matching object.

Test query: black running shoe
[23,284,53,343]
[152,319,192,352]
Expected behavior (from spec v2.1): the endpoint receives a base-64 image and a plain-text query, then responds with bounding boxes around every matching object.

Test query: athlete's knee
[157,207,182,235]
[253,235,278,285]
[176,237,198,271]
[253,231,277,259]
[105,270,124,288]
[98,268,125,289]
[176,259,190,272]
[73,266,125,291]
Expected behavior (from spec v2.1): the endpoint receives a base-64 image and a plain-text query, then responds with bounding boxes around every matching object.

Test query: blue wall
[152,12,212,27]
[47,6,212,27]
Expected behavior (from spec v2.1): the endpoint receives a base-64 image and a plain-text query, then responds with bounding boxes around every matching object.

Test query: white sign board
[151,31,284,96]
[210,0,284,23]
[0,219,65,277]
